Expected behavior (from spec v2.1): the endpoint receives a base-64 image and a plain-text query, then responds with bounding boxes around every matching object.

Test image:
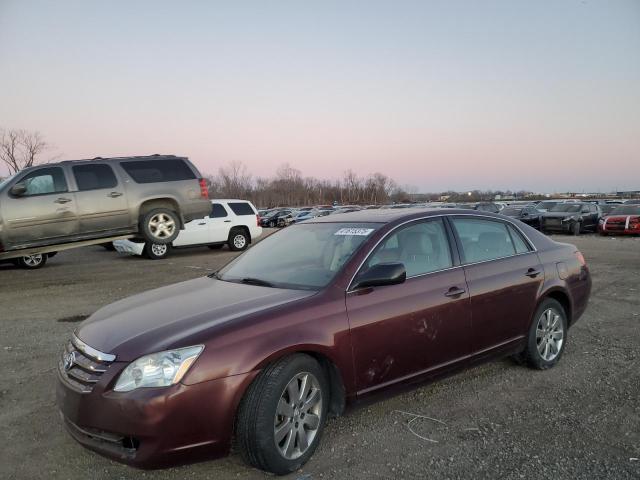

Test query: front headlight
[114,345,204,392]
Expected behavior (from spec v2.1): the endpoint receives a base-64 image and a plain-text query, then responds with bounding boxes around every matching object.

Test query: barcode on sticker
[334,228,374,236]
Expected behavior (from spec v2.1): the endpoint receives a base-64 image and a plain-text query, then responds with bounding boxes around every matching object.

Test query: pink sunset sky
[1,0,638,192]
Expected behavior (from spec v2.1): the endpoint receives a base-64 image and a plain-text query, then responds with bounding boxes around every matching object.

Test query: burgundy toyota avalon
[57,209,591,475]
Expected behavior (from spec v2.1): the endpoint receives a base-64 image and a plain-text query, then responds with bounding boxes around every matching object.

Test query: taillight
[199,179,209,199]
[574,251,586,266]
[256,215,260,227]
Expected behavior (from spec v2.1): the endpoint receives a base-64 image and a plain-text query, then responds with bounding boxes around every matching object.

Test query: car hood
[75,277,316,361]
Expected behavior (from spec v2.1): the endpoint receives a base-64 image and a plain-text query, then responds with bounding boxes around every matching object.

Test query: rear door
[450,216,543,353]
[1,166,78,247]
[346,218,472,393]
[207,202,233,242]
[71,163,131,234]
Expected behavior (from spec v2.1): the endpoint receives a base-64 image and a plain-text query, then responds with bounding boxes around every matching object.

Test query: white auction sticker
[334,228,375,236]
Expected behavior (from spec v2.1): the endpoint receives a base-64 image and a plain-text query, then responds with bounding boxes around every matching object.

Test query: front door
[346,218,471,394]
[71,163,130,234]
[450,216,544,353]
[1,166,78,247]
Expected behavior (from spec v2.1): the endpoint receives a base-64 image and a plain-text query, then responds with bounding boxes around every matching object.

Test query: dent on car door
[450,217,544,354]
[1,166,78,247]
[346,218,472,394]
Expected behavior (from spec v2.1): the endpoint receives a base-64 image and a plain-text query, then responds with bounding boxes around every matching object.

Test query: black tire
[208,244,224,250]
[520,298,568,370]
[140,208,180,244]
[15,254,48,269]
[228,228,249,251]
[144,242,171,260]
[571,221,581,236]
[269,221,275,228]
[235,354,329,475]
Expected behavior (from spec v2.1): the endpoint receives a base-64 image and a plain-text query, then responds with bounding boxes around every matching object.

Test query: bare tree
[0,128,49,174]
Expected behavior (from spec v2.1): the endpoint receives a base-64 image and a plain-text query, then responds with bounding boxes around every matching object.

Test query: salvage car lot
[0,232,638,479]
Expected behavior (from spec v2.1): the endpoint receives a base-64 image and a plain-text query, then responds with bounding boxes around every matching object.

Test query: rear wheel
[235,354,328,475]
[15,254,47,269]
[144,242,170,260]
[228,228,249,251]
[140,208,180,244]
[521,298,567,370]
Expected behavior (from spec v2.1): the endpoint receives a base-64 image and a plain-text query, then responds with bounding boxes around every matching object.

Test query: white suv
[113,199,262,259]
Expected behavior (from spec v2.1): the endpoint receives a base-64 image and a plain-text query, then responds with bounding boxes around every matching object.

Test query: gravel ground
[0,232,638,480]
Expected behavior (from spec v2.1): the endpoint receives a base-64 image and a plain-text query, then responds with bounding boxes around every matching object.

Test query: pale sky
[1,0,639,192]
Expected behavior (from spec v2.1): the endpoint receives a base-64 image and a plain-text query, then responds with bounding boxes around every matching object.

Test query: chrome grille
[58,336,114,393]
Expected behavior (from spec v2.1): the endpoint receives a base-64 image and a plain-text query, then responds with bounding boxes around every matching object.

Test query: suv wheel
[229,228,249,251]
[144,243,170,260]
[15,254,47,269]
[141,208,180,244]
[235,354,328,475]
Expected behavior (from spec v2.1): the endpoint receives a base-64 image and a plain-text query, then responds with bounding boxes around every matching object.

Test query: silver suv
[0,155,211,264]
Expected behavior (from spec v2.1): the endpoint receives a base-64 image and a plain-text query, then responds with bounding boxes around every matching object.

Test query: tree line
[206,161,414,207]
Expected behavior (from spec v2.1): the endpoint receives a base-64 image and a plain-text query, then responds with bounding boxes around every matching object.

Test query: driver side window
[17,167,68,196]
[365,219,453,277]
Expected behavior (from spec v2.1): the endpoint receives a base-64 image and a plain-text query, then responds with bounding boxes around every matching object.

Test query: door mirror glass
[353,262,406,289]
[10,183,27,196]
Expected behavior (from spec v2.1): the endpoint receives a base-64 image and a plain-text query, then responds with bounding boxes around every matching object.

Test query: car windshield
[217,222,380,290]
[610,206,640,215]
[549,204,581,213]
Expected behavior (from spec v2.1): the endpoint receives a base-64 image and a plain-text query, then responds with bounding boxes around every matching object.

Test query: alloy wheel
[23,254,43,267]
[148,213,176,239]
[233,234,247,249]
[151,244,168,256]
[273,372,323,460]
[536,308,564,361]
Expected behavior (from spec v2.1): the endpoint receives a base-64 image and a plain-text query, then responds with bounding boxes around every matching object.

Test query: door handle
[198,222,207,225]
[224,220,232,223]
[444,286,466,298]
[108,192,123,198]
[525,268,542,278]
[54,197,71,204]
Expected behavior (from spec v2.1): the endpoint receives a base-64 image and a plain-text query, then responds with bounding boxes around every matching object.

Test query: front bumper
[112,239,145,256]
[57,367,257,468]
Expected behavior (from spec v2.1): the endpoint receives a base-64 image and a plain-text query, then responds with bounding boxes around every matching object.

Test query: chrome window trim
[72,333,116,362]
[346,212,537,292]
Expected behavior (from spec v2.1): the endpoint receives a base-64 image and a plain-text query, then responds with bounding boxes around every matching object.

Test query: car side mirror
[10,183,27,196]
[352,262,406,289]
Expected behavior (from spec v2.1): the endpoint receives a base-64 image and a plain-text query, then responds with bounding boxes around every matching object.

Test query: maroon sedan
[57,209,591,474]
[598,205,640,235]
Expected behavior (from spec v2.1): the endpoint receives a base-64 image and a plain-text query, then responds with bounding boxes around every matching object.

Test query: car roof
[307,207,508,224]
[211,199,254,203]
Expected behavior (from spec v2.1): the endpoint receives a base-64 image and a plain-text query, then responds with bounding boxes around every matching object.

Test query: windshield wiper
[240,277,275,288]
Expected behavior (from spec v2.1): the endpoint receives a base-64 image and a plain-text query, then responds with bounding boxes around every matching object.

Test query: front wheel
[144,242,171,260]
[521,298,567,370]
[15,254,47,269]
[235,354,328,475]
[571,221,581,236]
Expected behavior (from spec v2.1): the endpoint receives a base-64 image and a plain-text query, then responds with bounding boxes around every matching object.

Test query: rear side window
[17,167,68,196]
[72,164,118,191]
[211,203,228,218]
[228,202,256,216]
[120,159,196,183]
[507,224,531,254]
[452,218,517,263]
